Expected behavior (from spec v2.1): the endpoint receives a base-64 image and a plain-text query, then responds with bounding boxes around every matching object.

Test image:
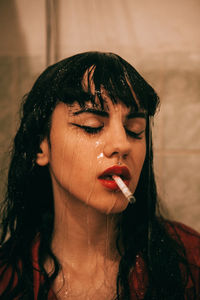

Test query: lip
[98,165,131,191]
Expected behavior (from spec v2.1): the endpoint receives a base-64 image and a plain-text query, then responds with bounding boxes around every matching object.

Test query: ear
[36,138,49,166]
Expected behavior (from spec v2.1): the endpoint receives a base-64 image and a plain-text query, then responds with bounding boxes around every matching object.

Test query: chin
[108,203,129,214]
[95,199,129,215]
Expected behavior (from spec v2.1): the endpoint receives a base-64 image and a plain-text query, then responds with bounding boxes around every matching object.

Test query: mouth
[98,166,131,191]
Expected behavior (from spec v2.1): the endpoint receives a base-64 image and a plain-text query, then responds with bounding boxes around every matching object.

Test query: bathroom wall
[0,0,46,198]
[0,0,200,230]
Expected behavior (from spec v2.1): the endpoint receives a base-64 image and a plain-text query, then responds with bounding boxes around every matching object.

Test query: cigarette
[112,175,136,204]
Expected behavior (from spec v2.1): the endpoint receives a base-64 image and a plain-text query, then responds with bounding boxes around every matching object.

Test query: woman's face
[37,94,146,214]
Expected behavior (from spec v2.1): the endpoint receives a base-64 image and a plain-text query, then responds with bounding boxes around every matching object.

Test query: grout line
[155,149,200,155]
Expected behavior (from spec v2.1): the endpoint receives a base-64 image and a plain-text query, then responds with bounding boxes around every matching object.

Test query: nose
[103,124,131,160]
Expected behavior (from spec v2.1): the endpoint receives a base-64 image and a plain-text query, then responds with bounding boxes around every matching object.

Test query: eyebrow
[73,108,146,119]
[73,108,109,117]
[127,111,146,119]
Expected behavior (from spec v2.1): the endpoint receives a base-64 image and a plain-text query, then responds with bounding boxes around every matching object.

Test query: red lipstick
[98,166,131,191]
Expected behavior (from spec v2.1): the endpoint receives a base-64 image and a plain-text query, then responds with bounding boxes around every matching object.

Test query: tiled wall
[0,0,46,199]
[0,56,45,197]
[0,0,199,231]
[141,53,200,231]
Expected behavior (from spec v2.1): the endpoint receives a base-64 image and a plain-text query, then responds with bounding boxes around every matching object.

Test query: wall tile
[0,107,13,142]
[162,70,200,105]
[0,56,15,100]
[16,56,45,101]
[0,55,45,202]
[163,102,200,150]
[161,154,200,231]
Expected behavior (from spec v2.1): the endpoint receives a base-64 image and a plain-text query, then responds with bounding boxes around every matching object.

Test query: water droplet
[97,152,104,159]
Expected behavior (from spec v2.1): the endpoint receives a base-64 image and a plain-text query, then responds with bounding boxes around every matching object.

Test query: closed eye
[125,129,145,139]
[71,123,104,134]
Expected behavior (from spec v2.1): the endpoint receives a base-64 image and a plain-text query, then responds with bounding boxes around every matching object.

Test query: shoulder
[0,237,39,298]
[0,262,16,297]
[164,220,200,295]
[165,220,200,239]
[164,220,200,264]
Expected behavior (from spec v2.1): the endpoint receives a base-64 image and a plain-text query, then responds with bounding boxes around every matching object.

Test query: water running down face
[36,86,146,215]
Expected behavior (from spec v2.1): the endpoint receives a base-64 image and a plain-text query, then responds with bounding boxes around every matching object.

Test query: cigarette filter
[112,175,136,204]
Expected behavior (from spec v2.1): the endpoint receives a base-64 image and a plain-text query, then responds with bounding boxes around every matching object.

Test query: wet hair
[0,52,195,299]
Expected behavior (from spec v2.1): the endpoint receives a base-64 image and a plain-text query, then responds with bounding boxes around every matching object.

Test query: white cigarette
[112,175,136,204]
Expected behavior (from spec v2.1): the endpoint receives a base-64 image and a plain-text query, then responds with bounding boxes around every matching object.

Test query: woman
[0,51,200,300]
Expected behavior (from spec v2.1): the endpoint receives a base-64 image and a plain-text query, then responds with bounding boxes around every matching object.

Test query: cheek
[60,141,103,205]
[140,144,146,167]
[52,134,100,189]
[49,131,80,186]
[133,141,146,174]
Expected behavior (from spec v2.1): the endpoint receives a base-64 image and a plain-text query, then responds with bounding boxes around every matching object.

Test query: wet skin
[36,95,147,299]
[37,96,146,215]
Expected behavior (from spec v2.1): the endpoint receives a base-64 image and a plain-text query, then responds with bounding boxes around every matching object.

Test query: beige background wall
[0,0,200,231]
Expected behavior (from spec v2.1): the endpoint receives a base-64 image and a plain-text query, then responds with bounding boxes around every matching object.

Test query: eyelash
[72,123,144,139]
[79,125,103,134]
[125,129,144,140]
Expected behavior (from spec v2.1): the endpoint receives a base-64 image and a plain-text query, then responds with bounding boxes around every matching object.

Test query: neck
[46,187,122,299]
[51,189,121,270]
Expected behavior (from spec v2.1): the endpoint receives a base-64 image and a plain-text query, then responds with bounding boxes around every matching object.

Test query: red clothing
[129,222,200,299]
[1,222,200,299]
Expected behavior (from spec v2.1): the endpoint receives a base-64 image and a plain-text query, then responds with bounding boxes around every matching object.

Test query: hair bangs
[33,51,158,119]
[91,62,140,111]
[54,57,140,112]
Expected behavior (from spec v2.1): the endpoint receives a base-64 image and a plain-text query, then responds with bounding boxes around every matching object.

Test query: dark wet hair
[0,52,195,299]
